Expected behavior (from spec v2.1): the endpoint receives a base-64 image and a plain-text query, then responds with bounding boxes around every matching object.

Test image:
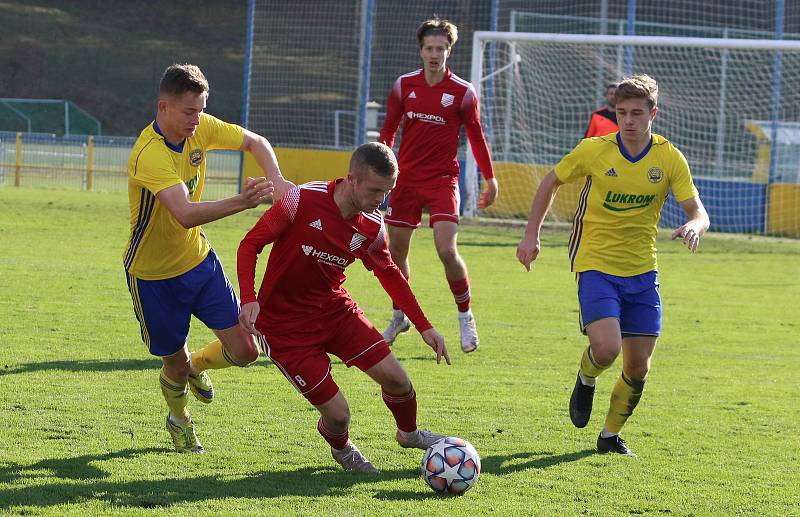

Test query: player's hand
[272,177,295,201]
[239,301,261,336]
[421,328,451,365]
[242,176,275,208]
[478,177,499,209]
[516,233,541,271]
[671,223,702,252]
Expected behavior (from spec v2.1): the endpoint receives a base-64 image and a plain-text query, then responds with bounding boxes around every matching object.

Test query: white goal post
[465,31,800,236]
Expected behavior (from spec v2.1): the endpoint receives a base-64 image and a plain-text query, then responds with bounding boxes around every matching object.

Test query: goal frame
[464,31,800,218]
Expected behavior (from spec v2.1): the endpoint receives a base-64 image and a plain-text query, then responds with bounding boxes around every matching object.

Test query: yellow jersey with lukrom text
[554,132,698,276]
[123,113,244,280]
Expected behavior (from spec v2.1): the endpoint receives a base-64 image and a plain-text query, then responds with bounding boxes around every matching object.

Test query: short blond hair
[416,18,458,48]
[614,74,658,109]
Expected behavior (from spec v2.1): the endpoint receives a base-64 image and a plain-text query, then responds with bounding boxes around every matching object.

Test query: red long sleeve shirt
[379,68,494,188]
[237,180,432,335]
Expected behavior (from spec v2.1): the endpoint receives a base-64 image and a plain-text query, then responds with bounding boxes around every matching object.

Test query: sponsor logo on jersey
[309,219,323,230]
[605,168,617,177]
[441,93,454,107]
[190,149,203,166]
[349,232,366,251]
[648,167,664,183]
[408,91,416,99]
[602,191,656,211]
[300,244,350,267]
[406,111,446,125]
[184,173,199,194]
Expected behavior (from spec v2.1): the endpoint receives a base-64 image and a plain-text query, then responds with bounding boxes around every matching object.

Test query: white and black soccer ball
[421,436,481,495]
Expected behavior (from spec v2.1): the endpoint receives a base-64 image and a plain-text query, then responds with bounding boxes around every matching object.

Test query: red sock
[382,387,417,432]
[317,417,349,450]
[448,277,471,312]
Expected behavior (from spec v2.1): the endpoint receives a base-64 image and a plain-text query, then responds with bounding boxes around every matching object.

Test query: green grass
[1,186,798,515]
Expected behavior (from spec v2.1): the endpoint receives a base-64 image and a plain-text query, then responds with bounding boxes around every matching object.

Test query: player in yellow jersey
[124,64,293,453]
[516,74,710,456]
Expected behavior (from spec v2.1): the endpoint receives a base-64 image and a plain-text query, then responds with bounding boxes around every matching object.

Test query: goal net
[466,32,800,236]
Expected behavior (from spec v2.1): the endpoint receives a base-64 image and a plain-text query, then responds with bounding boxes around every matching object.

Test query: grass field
[1,187,798,515]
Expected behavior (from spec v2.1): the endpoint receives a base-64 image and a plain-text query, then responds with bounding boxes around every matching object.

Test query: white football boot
[382,309,411,345]
[396,428,446,449]
[458,310,479,353]
[331,441,380,474]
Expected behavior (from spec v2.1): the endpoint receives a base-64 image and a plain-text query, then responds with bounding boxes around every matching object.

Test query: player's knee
[590,346,619,367]
[624,364,650,382]
[225,338,260,366]
[237,342,260,365]
[435,244,458,266]
[327,406,350,430]
[381,374,412,395]
[164,359,191,381]
[389,242,409,261]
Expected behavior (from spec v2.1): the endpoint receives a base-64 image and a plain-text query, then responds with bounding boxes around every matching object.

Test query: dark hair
[416,18,458,48]
[349,142,398,178]
[614,74,658,109]
[159,64,209,97]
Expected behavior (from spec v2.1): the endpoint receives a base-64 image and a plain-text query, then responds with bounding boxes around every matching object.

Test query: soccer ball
[421,436,481,495]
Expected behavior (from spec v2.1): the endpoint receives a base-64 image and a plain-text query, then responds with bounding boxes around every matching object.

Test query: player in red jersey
[237,142,451,474]
[378,18,498,353]
[584,82,619,138]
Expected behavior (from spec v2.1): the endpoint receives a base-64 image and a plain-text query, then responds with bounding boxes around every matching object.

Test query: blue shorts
[576,270,661,338]
[126,250,240,356]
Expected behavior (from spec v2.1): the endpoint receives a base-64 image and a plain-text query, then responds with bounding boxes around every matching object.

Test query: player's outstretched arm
[517,170,562,271]
[421,328,451,365]
[241,130,295,200]
[671,196,710,252]
[157,177,274,229]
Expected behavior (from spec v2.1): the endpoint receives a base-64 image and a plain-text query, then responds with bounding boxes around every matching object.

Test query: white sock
[458,309,473,320]
[393,309,405,319]
[579,373,596,387]
[600,428,617,439]
[169,413,190,425]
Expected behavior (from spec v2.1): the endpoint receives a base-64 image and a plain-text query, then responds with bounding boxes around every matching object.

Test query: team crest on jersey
[190,149,203,166]
[309,219,323,230]
[441,93,454,107]
[647,167,663,183]
[349,233,367,251]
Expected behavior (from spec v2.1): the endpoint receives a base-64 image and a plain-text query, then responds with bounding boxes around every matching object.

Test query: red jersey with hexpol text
[379,68,494,188]
[237,180,432,335]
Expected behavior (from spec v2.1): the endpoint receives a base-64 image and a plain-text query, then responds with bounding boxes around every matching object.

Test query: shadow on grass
[0,447,420,509]
[373,449,595,501]
[0,359,161,377]
[0,448,597,508]
[0,448,165,483]
[0,358,276,377]
[482,449,596,473]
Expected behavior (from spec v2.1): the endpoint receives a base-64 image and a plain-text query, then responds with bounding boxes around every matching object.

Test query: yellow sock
[604,372,645,434]
[191,339,235,371]
[159,368,189,421]
[579,346,610,384]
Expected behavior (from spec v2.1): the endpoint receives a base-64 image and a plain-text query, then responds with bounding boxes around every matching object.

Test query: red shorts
[385,183,460,228]
[258,307,391,406]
